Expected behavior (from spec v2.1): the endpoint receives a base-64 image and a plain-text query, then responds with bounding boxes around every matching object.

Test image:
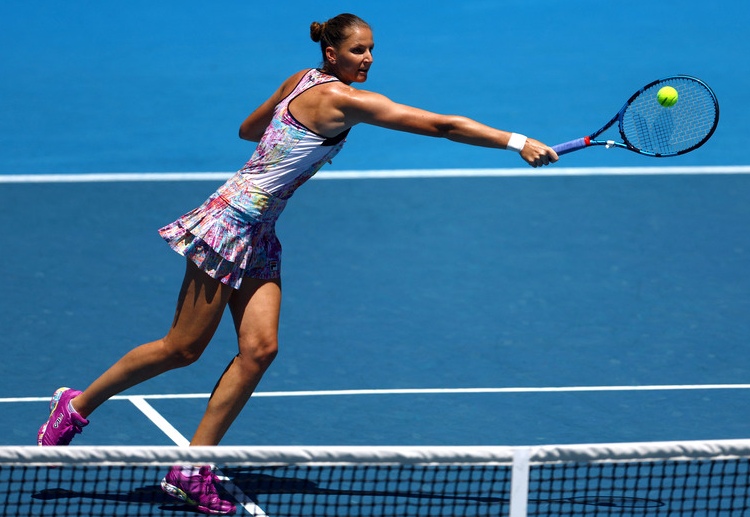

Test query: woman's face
[326,25,374,84]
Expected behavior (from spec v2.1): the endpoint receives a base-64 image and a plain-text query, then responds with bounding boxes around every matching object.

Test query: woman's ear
[324,46,337,65]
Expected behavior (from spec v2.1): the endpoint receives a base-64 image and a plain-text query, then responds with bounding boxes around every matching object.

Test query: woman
[37,13,558,515]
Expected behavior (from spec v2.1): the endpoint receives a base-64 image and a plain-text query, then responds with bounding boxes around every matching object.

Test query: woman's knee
[237,337,279,372]
[161,336,210,368]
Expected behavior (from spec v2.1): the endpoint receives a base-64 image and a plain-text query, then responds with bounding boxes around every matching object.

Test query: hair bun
[310,21,325,42]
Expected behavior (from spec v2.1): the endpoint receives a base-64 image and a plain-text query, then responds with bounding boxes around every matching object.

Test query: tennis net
[1,439,749,516]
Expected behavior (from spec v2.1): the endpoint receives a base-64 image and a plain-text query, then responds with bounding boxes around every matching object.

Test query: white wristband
[506,133,527,153]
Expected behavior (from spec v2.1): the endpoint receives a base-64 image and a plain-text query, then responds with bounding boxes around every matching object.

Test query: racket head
[618,75,719,156]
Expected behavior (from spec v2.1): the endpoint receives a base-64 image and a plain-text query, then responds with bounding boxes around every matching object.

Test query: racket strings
[621,78,718,155]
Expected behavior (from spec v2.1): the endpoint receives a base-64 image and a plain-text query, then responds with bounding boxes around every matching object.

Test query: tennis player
[37,13,558,515]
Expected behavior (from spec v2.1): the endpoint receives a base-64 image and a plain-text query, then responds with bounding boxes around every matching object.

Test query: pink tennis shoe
[37,387,89,446]
[161,465,237,515]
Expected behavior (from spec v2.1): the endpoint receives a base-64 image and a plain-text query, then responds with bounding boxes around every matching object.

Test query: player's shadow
[32,468,664,513]
[33,485,209,514]
[32,469,508,515]
[225,467,509,504]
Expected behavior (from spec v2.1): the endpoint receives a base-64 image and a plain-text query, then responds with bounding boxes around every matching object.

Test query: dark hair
[310,13,369,61]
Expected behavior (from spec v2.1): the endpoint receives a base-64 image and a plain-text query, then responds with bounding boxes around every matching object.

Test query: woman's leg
[189,277,281,445]
[72,260,234,418]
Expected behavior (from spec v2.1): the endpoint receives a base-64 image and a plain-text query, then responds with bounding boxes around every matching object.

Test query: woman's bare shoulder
[272,70,310,99]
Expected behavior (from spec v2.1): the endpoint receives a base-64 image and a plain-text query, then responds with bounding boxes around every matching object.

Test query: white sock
[181,465,201,477]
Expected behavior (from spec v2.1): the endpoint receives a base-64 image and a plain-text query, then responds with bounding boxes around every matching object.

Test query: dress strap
[281,69,339,107]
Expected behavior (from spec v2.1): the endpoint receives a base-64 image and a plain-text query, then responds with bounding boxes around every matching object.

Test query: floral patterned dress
[158,69,350,288]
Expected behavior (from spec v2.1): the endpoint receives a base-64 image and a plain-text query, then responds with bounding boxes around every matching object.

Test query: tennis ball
[657,86,678,107]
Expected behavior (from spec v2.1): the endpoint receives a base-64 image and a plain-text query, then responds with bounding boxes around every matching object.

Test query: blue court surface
[2,1,750,449]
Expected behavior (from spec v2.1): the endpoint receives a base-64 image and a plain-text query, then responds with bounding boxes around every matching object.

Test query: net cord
[3,439,750,467]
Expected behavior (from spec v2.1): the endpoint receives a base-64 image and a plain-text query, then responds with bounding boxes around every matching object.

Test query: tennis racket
[552,75,719,157]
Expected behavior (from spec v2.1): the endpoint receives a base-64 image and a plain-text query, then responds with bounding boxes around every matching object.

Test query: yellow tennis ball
[657,86,678,107]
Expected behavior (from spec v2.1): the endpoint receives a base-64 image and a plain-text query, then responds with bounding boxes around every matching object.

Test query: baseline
[0,165,749,184]
[5,383,750,404]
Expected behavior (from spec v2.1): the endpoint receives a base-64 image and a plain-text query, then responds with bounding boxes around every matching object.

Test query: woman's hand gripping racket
[552,75,719,158]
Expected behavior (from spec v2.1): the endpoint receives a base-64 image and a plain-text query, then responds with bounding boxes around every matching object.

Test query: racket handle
[552,136,590,156]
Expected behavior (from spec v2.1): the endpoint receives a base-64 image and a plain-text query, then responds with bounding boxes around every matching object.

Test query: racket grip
[552,136,590,156]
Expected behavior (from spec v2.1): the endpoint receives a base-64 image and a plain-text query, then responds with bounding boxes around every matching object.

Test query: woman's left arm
[239,70,310,142]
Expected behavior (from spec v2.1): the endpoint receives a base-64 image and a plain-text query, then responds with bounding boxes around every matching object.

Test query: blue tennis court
[2,0,749,452]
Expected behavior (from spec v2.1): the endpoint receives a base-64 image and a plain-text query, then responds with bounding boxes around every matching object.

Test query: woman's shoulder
[278,69,313,94]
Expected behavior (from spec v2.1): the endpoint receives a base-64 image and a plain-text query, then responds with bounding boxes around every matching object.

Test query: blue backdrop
[1,0,747,174]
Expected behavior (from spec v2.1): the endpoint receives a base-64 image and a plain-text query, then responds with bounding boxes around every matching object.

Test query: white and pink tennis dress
[159,69,350,288]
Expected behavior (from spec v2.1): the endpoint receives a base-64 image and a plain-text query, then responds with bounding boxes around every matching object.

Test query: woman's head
[310,13,373,84]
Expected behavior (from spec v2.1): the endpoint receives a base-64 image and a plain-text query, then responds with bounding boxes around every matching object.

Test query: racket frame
[552,75,719,157]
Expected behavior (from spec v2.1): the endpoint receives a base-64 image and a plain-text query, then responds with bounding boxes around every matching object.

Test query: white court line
[128,396,190,447]
[128,396,267,517]
[0,165,749,183]
[6,383,750,404]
